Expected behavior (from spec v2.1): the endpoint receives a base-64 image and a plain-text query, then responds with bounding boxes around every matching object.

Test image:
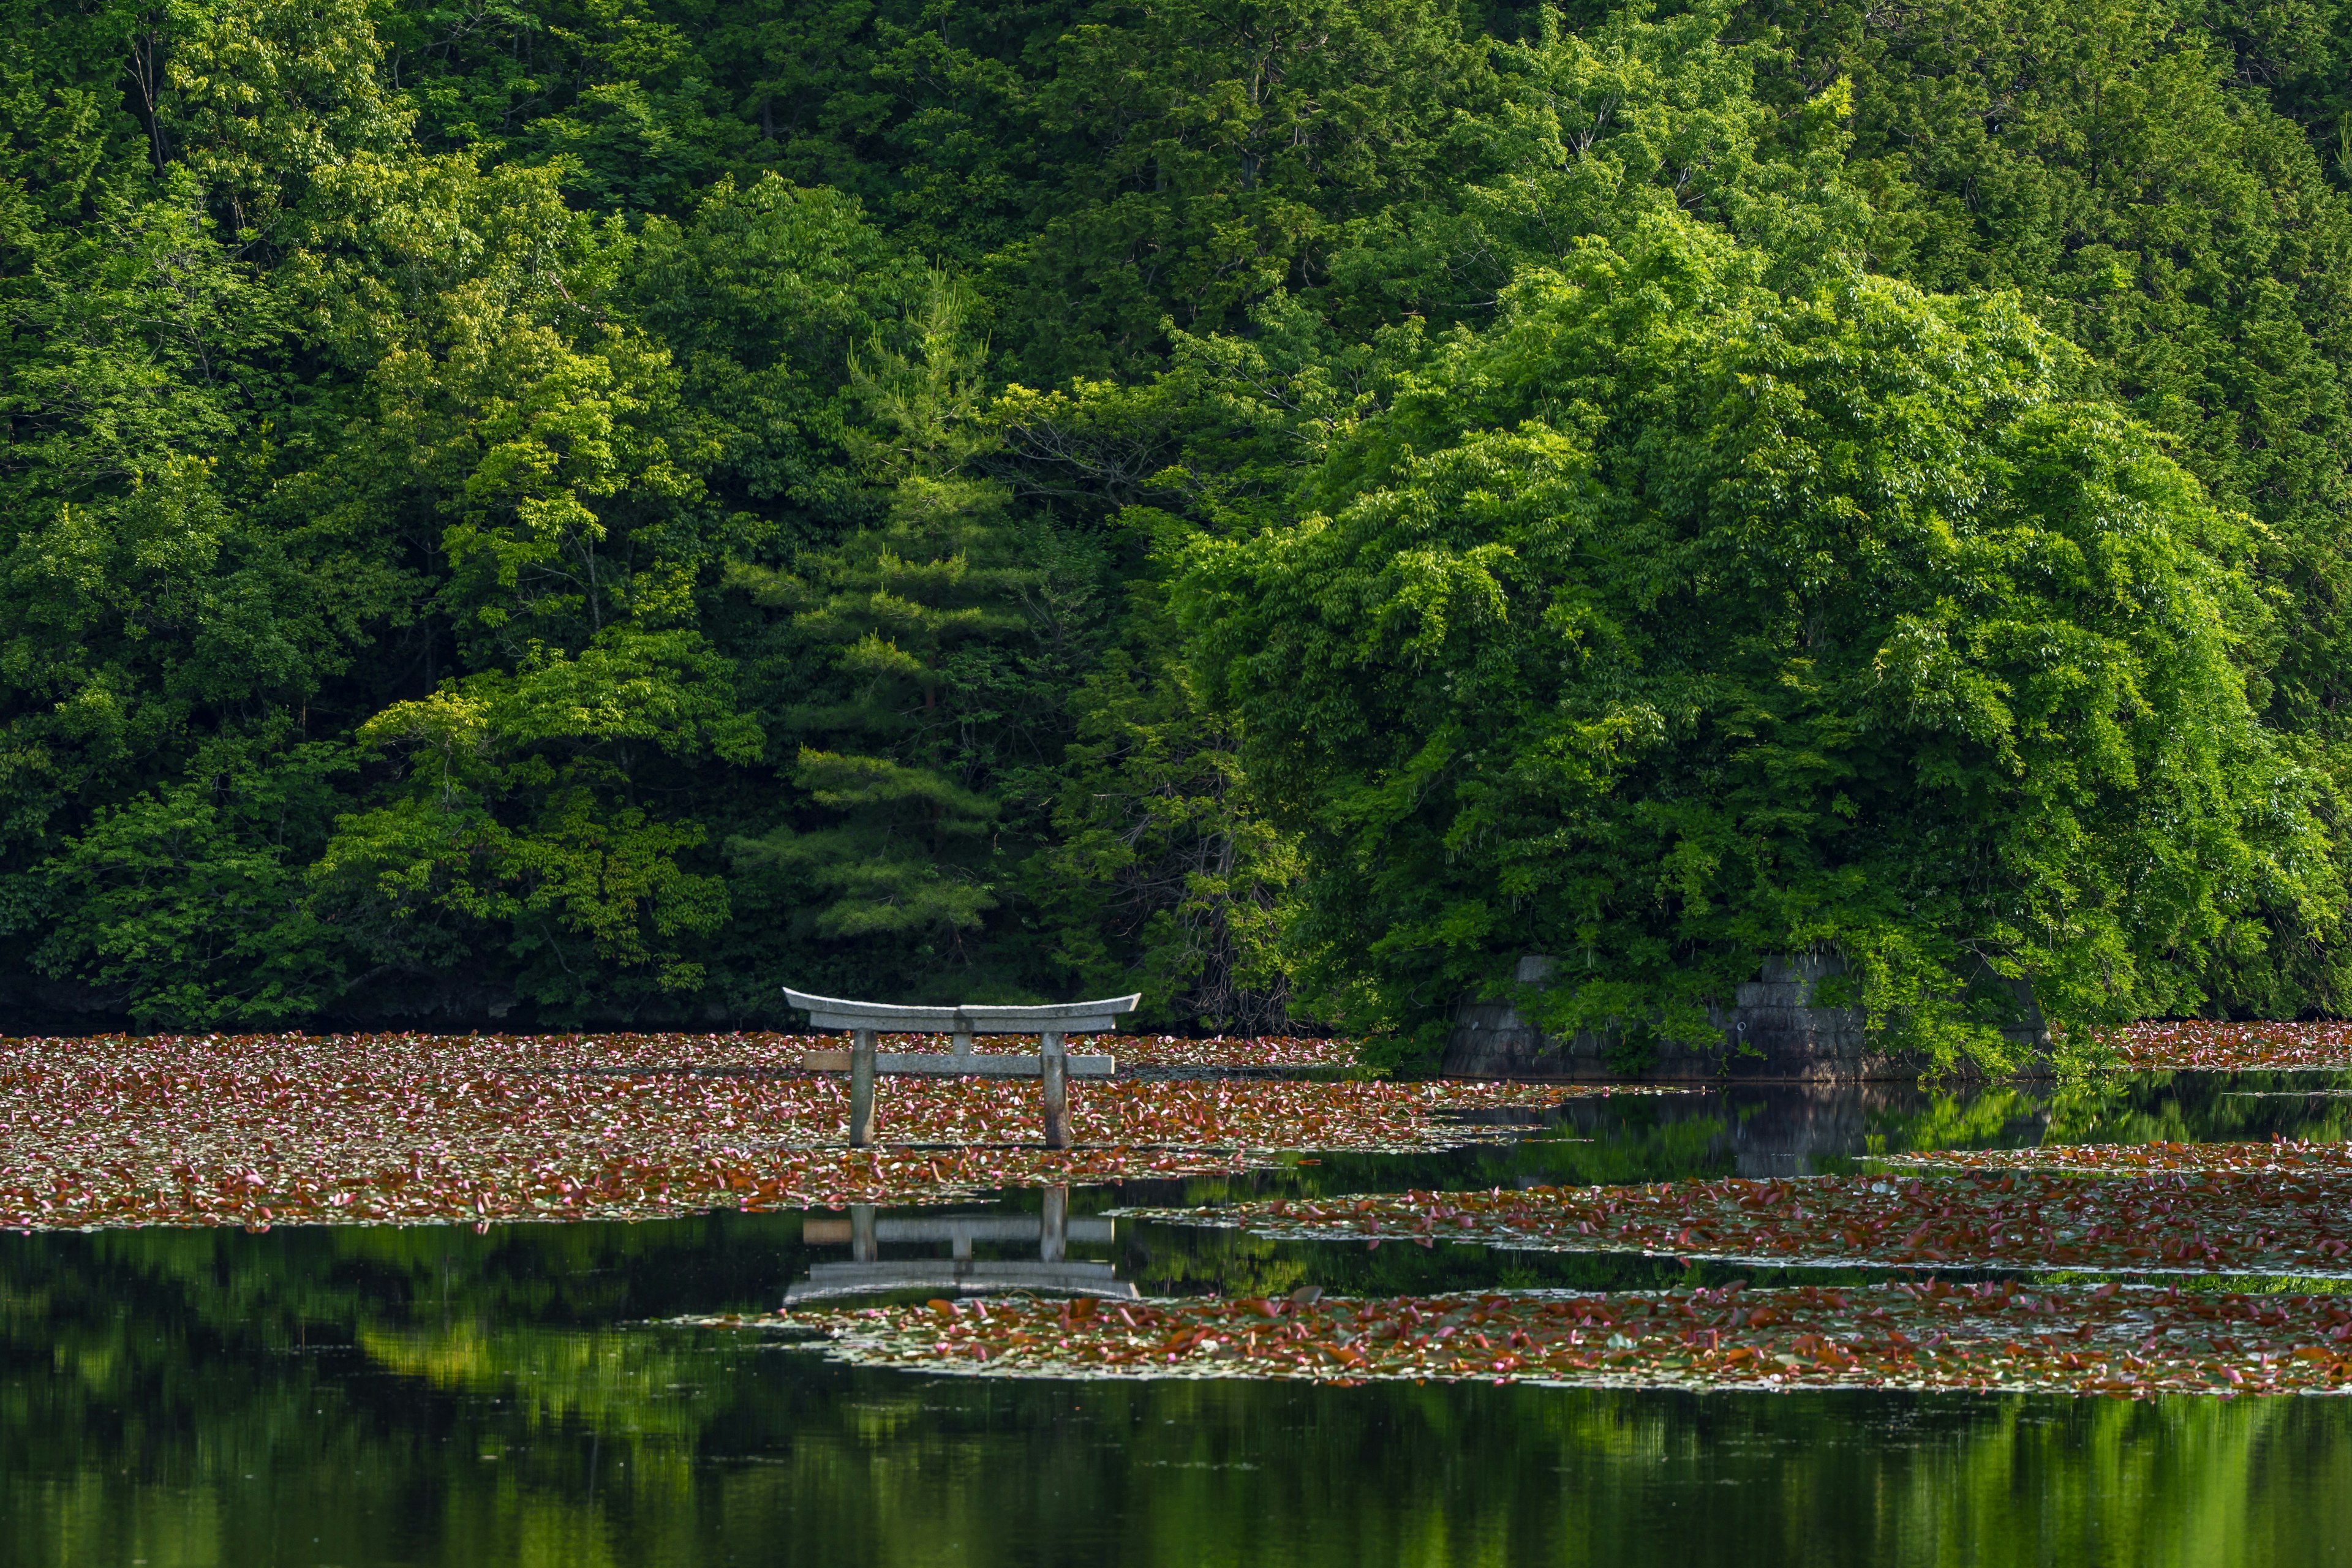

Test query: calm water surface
[4,1071,2348,1567]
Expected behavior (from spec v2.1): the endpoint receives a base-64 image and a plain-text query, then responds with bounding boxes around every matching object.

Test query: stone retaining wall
[1442,955,2050,1082]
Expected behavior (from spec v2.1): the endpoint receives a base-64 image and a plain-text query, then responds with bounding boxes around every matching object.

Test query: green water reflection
[1,1072,2346,1567]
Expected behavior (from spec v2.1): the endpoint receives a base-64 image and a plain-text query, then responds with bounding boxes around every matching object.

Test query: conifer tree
[733,271,1046,969]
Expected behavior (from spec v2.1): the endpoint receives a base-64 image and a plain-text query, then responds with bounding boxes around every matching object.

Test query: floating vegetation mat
[690,1032,1360,1069]
[699,1282,2352,1397]
[0,1030,1358,1075]
[0,1034,1587,1231]
[2109,1020,2352,1071]
[1100,1035,1361,1069]
[1118,1172,2352,1276]
[1876,1138,2352,1177]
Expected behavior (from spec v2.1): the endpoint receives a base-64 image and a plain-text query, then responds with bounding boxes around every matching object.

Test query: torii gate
[783,989,1141,1148]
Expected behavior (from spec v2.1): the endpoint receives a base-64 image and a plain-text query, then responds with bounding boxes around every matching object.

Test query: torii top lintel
[781,989,1141,1035]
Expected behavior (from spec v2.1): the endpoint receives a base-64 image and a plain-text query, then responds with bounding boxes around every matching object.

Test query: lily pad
[0,1032,1600,1231]
[1117,1169,2352,1277]
[717,1281,2352,1398]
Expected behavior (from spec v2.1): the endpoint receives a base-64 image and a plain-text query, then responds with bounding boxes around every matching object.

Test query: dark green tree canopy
[1184,216,2339,1063]
[2,0,2349,1047]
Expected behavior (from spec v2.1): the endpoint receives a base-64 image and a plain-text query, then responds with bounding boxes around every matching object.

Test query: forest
[4,0,2351,1065]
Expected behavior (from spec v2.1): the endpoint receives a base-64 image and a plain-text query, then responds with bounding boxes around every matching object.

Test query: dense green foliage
[1186,218,2337,1064]
[3,0,2350,1056]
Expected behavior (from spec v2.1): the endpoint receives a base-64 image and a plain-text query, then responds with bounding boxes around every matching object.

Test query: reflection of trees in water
[2030,1071,2352,1150]
[6,1233,2351,1568]
[1541,1073,2352,1178]
[4,1076,2352,1565]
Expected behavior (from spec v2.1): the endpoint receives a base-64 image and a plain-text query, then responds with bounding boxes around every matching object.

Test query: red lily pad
[2106,1021,2352,1072]
[1118,1169,2352,1276]
[0,1032,1596,1231]
[1877,1138,2352,1177]
[709,1281,2352,1397]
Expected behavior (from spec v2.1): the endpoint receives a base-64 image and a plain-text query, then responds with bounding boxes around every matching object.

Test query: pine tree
[733,271,1046,967]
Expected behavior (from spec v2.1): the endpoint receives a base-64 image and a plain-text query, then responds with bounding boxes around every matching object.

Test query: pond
[4,1071,2349,1567]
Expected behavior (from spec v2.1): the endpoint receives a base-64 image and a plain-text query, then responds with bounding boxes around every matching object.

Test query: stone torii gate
[783,989,1141,1148]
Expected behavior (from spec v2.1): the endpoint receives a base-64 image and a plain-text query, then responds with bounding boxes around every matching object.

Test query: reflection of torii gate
[788,1188,1137,1303]
[784,989,1140,1148]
